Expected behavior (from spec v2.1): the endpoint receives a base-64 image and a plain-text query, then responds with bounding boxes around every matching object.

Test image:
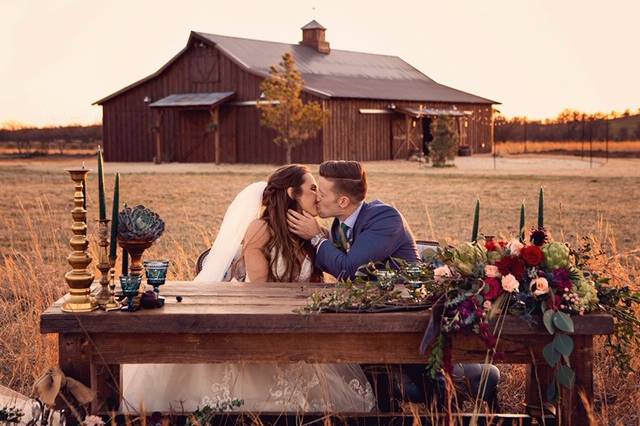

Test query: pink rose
[485,265,500,278]
[530,277,549,296]
[507,239,524,256]
[501,273,520,293]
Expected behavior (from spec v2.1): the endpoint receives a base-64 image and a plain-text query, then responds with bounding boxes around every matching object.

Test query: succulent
[452,242,487,276]
[542,242,570,270]
[117,204,165,242]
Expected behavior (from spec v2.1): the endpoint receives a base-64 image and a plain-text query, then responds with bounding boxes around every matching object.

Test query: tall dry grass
[1,164,639,424]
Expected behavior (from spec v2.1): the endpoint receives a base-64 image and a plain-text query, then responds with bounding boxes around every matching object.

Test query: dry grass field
[1,156,639,424]
[496,140,640,157]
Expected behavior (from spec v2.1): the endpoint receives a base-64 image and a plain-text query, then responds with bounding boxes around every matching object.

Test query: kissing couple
[122,161,499,414]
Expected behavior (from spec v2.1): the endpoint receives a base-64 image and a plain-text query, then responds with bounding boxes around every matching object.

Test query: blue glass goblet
[144,260,169,304]
[120,275,142,311]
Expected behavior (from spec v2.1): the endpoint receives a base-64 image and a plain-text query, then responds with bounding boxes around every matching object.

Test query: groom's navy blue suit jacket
[315,200,419,280]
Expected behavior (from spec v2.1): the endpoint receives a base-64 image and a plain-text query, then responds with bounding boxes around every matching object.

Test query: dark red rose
[495,256,526,281]
[521,245,544,266]
[483,277,502,301]
[498,240,508,248]
[485,239,499,251]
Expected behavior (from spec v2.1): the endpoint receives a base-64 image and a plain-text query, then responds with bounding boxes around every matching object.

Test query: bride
[122,164,376,414]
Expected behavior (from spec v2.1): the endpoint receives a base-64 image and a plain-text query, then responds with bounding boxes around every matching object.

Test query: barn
[95,21,498,164]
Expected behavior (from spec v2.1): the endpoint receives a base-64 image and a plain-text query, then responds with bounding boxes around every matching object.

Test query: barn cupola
[300,20,330,54]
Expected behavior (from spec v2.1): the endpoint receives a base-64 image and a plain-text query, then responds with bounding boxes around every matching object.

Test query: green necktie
[338,223,351,251]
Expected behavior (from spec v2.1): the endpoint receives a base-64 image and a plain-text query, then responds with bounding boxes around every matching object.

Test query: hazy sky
[1,0,639,126]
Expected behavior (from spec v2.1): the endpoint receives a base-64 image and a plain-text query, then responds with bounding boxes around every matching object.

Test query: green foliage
[429,116,459,167]
[257,53,328,164]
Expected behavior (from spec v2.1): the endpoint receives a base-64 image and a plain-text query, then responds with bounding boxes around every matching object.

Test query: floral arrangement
[421,189,640,401]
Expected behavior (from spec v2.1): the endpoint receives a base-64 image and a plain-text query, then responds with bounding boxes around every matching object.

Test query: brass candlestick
[104,264,121,311]
[95,219,111,308]
[62,167,97,312]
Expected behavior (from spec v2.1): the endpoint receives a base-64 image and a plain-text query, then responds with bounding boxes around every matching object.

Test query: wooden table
[40,281,614,425]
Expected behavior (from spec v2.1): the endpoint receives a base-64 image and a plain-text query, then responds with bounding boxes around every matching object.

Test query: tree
[430,116,459,167]
[257,53,328,164]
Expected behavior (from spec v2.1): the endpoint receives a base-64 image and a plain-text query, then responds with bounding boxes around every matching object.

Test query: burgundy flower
[521,245,544,267]
[547,293,563,310]
[485,239,499,251]
[495,256,526,281]
[530,228,548,246]
[483,277,502,301]
[552,268,573,291]
[459,299,476,318]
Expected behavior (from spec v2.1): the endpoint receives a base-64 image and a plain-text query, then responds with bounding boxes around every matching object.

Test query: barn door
[391,115,407,159]
[179,110,214,162]
[391,115,422,159]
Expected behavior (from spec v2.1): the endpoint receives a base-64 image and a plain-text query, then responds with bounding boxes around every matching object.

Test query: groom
[288,160,500,411]
[287,160,422,409]
[288,160,418,279]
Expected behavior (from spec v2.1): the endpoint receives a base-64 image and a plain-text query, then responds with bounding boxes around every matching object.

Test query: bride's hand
[287,209,321,240]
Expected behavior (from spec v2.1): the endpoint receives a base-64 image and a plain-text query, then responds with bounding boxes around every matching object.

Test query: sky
[1,0,639,127]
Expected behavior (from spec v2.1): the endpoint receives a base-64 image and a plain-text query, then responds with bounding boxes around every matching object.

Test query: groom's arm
[315,209,404,279]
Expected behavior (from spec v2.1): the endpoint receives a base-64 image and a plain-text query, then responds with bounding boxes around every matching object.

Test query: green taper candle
[519,201,525,242]
[471,199,480,242]
[109,173,119,260]
[97,147,106,220]
[537,187,544,229]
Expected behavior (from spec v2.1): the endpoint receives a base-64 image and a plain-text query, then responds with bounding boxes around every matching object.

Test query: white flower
[484,265,500,278]
[83,416,105,426]
[501,273,520,293]
[530,277,550,296]
[507,239,524,256]
[434,265,452,282]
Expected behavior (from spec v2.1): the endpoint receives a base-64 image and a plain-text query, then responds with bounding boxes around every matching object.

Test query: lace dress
[121,250,376,414]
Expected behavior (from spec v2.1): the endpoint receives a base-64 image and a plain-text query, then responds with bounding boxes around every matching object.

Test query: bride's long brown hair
[261,164,322,282]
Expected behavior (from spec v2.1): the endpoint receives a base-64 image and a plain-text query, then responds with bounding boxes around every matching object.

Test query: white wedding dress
[121,182,376,414]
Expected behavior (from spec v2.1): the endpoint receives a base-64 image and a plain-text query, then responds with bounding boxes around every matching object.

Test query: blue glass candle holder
[120,275,142,311]
[144,260,169,304]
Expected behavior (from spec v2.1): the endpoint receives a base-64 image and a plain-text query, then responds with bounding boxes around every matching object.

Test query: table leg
[526,336,595,426]
[561,335,594,426]
[58,333,92,425]
[90,362,121,414]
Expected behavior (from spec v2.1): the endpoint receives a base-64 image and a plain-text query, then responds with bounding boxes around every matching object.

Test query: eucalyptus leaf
[552,311,574,333]
[556,365,575,389]
[543,342,560,367]
[546,379,557,402]
[543,309,555,334]
[552,333,574,357]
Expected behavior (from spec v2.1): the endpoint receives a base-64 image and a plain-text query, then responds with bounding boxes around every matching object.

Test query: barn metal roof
[148,92,235,108]
[95,31,498,105]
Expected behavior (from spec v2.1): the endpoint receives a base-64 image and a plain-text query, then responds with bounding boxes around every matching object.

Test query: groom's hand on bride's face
[287,209,320,240]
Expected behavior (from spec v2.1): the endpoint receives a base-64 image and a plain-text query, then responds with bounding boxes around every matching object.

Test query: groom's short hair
[319,160,367,203]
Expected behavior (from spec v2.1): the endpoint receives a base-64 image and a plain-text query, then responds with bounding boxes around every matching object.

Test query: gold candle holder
[104,263,121,311]
[62,167,97,312]
[95,219,111,308]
